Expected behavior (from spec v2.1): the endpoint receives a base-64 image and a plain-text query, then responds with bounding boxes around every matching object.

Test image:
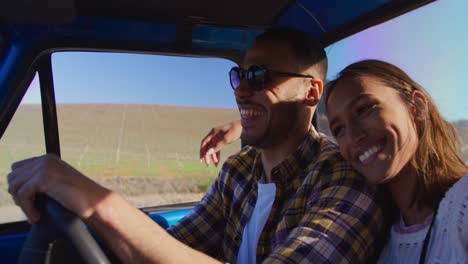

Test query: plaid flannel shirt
[168,129,384,263]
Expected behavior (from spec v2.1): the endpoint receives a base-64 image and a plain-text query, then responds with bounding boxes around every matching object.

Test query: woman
[200,60,468,263]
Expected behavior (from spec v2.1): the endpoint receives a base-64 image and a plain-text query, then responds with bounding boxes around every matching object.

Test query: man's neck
[260,125,311,181]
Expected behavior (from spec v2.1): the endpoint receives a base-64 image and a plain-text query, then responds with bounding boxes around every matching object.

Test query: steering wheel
[17,196,111,264]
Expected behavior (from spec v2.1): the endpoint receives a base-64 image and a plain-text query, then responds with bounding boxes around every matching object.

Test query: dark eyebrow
[328,94,368,129]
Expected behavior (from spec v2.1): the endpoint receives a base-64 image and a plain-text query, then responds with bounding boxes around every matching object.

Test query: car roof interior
[1,0,434,61]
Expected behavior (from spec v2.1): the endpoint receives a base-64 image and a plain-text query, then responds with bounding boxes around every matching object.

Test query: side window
[316,96,332,138]
[0,74,44,223]
[319,0,468,161]
[52,52,240,208]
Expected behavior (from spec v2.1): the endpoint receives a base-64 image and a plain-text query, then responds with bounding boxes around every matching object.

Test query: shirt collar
[251,128,321,188]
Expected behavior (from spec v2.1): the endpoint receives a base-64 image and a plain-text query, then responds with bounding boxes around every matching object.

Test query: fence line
[78,144,90,168]
[115,104,128,164]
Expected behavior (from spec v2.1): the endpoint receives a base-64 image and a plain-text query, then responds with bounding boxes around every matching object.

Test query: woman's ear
[411,90,428,120]
[304,79,324,106]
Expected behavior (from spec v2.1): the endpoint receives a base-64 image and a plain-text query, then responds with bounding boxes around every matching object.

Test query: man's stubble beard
[241,104,300,149]
[241,122,274,149]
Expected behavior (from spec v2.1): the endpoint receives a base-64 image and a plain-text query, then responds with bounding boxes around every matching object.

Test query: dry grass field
[0,104,240,222]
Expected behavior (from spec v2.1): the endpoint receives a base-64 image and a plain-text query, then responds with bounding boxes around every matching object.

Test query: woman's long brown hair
[325,59,468,209]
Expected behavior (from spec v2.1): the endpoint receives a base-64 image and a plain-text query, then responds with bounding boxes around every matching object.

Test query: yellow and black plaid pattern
[168,129,384,263]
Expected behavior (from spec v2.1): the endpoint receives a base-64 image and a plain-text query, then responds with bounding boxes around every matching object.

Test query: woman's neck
[387,166,434,226]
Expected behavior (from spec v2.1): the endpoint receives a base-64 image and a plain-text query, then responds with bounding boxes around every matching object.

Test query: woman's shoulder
[436,173,468,225]
[429,173,468,263]
[443,173,468,202]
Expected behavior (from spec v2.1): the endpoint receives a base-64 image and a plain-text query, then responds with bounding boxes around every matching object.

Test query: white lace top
[378,173,468,264]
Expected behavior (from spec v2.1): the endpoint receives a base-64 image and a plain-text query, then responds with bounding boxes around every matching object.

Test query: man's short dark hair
[255,27,328,81]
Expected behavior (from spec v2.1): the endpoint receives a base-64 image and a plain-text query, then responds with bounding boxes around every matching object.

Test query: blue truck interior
[0,0,435,262]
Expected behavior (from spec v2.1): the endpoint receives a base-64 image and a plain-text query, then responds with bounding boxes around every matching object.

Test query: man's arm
[7,154,220,263]
[265,165,384,263]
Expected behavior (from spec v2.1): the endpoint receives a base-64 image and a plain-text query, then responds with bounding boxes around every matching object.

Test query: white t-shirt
[237,182,276,264]
[378,174,468,263]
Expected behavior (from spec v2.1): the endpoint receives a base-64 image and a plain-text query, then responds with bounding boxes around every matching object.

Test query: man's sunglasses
[229,65,314,91]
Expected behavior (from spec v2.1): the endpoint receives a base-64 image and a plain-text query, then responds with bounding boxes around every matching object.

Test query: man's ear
[303,79,323,106]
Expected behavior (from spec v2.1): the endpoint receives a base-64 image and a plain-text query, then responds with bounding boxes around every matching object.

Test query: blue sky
[23,0,468,121]
[325,0,468,122]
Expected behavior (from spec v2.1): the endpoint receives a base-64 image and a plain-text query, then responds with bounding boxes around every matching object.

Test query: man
[8,28,384,263]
